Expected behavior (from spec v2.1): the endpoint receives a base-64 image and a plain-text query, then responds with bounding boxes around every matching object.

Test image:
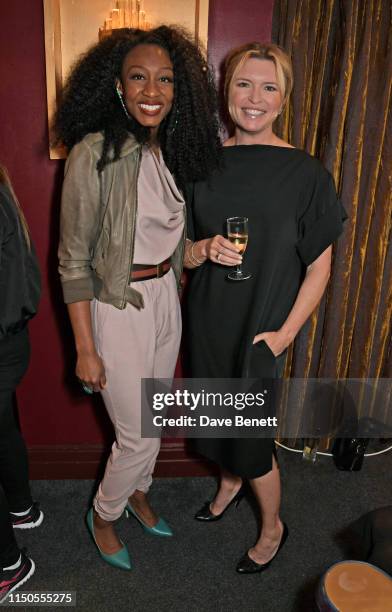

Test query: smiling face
[117,44,174,140]
[228,57,283,144]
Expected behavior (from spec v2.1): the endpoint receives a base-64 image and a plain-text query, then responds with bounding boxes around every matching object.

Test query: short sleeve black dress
[186,145,347,479]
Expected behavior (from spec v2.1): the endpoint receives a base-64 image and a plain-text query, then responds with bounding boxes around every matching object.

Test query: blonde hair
[224,42,293,109]
[0,164,31,249]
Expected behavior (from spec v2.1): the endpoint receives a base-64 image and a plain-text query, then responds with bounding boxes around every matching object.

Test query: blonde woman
[184,43,346,573]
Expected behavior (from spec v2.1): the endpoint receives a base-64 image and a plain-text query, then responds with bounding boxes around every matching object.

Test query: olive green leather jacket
[58,132,186,310]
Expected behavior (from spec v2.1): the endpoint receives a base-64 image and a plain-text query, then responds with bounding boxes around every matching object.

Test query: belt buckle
[156,262,164,278]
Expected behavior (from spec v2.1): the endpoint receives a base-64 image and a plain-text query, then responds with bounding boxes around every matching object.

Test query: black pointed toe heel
[236,523,289,574]
[194,486,245,522]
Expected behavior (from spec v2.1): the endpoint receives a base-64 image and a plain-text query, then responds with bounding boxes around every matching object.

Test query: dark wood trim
[28,440,217,479]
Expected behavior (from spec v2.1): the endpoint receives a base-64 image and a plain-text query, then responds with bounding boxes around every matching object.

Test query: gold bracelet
[184,242,198,267]
[188,249,201,267]
[190,241,205,265]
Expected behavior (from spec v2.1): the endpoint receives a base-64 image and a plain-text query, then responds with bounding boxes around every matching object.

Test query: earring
[168,106,179,135]
[116,88,130,120]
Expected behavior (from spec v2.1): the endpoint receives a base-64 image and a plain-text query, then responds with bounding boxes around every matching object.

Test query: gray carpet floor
[10,448,392,612]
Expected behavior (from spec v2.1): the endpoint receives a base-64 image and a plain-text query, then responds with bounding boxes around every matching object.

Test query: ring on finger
[81,382,94,395]
[217,252,222,262]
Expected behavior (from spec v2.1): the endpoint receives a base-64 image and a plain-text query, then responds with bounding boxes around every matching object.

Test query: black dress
[186,145,347,479]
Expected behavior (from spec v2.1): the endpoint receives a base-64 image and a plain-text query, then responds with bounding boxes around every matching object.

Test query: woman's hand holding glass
[199,235,243,266]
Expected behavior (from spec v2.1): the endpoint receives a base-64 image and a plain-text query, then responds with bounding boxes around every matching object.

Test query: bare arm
[254,246,332,356]
[67,301,106,392]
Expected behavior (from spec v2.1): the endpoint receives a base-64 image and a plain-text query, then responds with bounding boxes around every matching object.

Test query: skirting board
[28,440,218,479]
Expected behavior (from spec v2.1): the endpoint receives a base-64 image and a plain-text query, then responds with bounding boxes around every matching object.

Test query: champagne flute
[226,216,252,281]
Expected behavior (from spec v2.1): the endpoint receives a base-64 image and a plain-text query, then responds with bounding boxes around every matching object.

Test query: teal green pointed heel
[86,508,132,570]
[125,503,173,537]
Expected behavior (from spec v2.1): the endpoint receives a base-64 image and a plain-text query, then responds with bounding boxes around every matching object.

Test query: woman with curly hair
[56,26,220,570]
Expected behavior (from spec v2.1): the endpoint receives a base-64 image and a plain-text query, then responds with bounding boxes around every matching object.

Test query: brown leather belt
[131,258,171,282]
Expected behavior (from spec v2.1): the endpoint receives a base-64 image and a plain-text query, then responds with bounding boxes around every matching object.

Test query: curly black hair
[54,25,221,186]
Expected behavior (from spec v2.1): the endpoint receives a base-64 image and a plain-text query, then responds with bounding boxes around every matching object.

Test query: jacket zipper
[120,147,142,308]
[177,204,187,290]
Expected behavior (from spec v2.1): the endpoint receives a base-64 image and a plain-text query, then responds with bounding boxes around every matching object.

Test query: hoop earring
[116,88,130,120]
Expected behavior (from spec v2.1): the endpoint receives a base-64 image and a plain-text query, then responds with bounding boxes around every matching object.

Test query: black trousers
[0,327,32,567]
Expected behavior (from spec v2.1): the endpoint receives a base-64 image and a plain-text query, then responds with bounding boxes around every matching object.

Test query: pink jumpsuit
[92,146,184,521]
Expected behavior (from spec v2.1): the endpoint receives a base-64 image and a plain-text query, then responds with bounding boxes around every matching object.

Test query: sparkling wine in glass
[227,216,252,281]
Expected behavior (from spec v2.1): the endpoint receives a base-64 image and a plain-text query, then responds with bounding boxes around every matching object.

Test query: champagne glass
[226,216,252,281]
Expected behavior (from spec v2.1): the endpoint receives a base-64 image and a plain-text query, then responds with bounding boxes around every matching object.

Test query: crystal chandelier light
[99,0,152,39]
